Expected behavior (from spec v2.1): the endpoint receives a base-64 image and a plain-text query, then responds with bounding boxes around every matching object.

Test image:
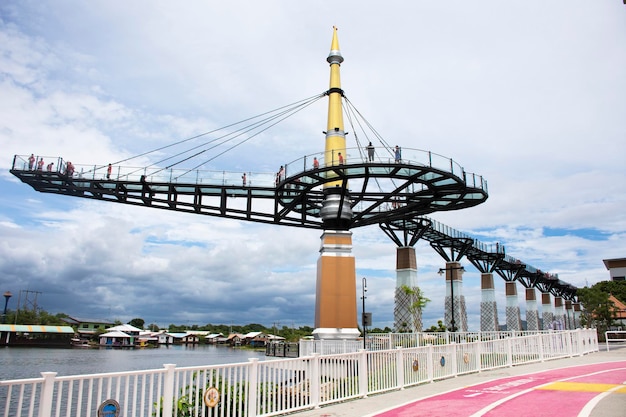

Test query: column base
[312,328,361,340]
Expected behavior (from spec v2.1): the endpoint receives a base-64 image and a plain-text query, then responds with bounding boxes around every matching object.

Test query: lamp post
[438,267,464,332]
[361,277,367,350]
[2,291,12,324]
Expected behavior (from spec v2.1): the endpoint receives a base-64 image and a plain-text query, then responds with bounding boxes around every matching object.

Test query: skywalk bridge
[11,147,488,230]
[11,150,576,303]
[380,217,577,302]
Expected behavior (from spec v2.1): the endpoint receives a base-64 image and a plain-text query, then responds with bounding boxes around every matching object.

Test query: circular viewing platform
[11,147,488,229]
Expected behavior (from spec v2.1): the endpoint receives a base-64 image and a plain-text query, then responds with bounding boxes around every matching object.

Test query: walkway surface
[291,347,626,417]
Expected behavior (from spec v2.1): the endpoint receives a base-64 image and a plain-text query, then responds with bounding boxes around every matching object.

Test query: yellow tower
[313,27,359,340]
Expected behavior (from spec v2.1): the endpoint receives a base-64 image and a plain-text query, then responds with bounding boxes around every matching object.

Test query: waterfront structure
[61,315,114,338]
[11,29,489,340]
[603,257,626,281]
[0,324,75,347]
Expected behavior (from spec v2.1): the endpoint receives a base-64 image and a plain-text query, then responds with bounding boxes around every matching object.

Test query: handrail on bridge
[12,146,488,192]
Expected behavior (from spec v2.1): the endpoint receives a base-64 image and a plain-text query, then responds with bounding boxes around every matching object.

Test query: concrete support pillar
[394,246,421,332]
[573,302,581,329]
[554,297,565,330]
[505,281,522,331]
[444,261,467,332]
[565,300,574,330]
[313,230,359,340]
[480,273,499,332]
[525,288,539,331]
[541,292,553,330]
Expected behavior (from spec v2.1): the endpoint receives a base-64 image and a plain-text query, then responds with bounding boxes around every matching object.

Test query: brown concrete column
[505,281,521,331]
[564,300,574,330]
[313,230,359,340]
[541,292,553,330]
[443,261,467,332]
[394,247,421,332]
[480,273,499,332]
[573,302,582,328]
[525,288,539,331]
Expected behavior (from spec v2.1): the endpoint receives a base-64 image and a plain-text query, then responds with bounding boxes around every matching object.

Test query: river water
[0,344,271,381]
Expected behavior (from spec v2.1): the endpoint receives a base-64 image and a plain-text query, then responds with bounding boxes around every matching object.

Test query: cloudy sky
[1,1,625,332]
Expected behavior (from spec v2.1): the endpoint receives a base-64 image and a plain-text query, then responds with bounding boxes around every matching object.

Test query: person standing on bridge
[394,145,402,163]
[37,157,44,171]
[277,165,285,182]
[313,157,319,169]
[28,154,35,170]
[366,142,375,162]
[338,152,344,165]
[106,164,112,180]
[242,172,247,186]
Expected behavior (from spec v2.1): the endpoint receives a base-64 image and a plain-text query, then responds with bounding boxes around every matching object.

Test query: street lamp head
[3,291,11,300]
[438,266,465,275]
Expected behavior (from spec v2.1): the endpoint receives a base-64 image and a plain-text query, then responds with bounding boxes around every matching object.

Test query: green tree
[400,285,430,332]
[577,286,616,335]
[129,318,145,329]
[426,320,447,332]
[593,281,626,304]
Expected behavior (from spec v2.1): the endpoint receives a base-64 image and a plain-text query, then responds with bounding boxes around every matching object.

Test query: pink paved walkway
[374,361,626,417]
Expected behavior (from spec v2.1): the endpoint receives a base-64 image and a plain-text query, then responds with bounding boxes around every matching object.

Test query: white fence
[605,330,626,351]
[0,329,598,417]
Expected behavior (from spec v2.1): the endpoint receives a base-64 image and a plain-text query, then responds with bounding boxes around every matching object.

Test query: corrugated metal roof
[0,324,75,334]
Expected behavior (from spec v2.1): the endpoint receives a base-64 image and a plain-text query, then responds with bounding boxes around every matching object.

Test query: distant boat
[70,338,92,348]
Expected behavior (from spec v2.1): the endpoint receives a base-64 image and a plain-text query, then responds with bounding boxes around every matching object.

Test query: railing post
[576,329,584,356]
[396,346,405,390]
[358,349,368,398]
[38,372,57,417]
[538,332,545,362]
[476,339,483,372]
[162,364,176,417]
[566,330,573,357]
[506,338,513,368]
[451,343,458,377]
[427,344,434,382]
[247,358,259,417]
[310,353,321,408]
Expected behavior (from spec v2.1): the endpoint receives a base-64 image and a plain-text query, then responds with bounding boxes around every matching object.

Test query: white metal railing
[298,330,578,356]
[0,329,598,417]
[11,147,488,193]
[605,330,626,351]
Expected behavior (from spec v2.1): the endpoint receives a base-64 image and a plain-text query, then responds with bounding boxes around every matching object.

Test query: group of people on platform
[267,143,402,187]
[307,143,402,170]
[26,154,115,180]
